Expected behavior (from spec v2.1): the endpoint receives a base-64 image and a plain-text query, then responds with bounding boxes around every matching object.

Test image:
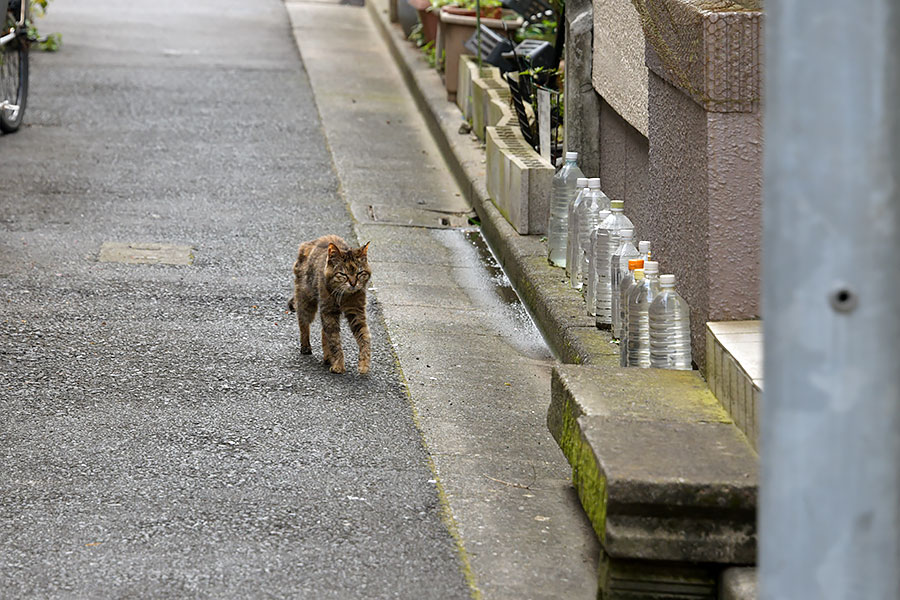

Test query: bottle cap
[620,229,634,240]
[634,269,645,280]
[597,210,611,220]
[566,151,578,161]
[660,274,676,286]
[576,177,589,188]
[610,200,624,211]
[644,260,659,274]
[628,259,643,270]
[588,178,601,188]
[639,241,651,253]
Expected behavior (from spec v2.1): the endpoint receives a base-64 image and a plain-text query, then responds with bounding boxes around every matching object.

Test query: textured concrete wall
[563,0,600,178]
[598,97,650,227]
[707,109,761,321]
[646,71,762,371]
[591,0,648,137]
[647,71,711,368]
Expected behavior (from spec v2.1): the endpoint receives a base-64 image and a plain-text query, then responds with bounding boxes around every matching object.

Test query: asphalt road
[0,0,471,597]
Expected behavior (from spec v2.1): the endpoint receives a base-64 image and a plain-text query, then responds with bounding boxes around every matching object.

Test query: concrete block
[706,321,763,450]
[640,0,762,113]
[456,56,479,121]
[485,125,554,235]
[485,88,513,128]
[549,364,757,565]
[471,70,506,140]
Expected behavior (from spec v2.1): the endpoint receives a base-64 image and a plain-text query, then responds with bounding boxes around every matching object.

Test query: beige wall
[592,0,648,137]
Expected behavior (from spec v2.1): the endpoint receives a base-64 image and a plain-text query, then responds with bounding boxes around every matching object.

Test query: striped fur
[291,235,371,374]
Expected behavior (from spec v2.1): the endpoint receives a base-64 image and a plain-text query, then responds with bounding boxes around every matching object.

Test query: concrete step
[706,320,763,450]
[549,363,758,597]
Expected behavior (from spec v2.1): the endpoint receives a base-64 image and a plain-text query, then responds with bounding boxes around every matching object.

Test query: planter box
[485,125,554,234]
[437,9,522,101]
[470,68,505,140]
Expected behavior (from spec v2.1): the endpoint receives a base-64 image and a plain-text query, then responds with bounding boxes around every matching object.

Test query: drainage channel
[431,228,550,362]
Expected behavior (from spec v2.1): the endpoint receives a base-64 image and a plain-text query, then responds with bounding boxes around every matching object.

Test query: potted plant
[439,0,503,19]
[435,0,522,100]
[407,0,438,44]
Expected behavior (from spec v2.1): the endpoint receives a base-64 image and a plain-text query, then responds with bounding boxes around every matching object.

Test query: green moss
[557,392,608,543]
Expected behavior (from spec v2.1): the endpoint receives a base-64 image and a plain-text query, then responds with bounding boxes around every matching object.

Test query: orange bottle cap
[628,259,644,270]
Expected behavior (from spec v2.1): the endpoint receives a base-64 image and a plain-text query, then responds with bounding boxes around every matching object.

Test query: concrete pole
[761,2,900,599]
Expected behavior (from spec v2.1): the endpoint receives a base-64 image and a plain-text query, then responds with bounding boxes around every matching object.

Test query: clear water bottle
[619,241,651,340]
[572,178,604,291]
[548,152,585,268]
[638,240,651,262]
[585,209,611,316]
[593,200,633,327]
[649,274,692,370]
[566,178,589,285]
[618,259,644,365]
[626,260,659,368]
[609,229,640,337]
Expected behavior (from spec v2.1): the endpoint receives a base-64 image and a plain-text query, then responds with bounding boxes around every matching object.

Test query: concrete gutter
[367,0,612,365]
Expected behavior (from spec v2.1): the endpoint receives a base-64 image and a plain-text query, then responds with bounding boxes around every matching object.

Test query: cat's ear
[358,242,370,258]
[327,243,342,261]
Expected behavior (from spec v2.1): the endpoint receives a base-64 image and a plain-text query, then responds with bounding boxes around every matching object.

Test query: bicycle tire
[0,26,28,133]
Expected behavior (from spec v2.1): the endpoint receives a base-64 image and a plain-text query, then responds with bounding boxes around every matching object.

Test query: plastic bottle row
[547,153,692,370]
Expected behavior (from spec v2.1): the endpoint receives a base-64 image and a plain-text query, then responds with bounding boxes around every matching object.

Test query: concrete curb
[367,0,612,365]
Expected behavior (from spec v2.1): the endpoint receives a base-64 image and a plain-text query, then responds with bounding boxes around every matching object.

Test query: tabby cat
[289,235,371,374]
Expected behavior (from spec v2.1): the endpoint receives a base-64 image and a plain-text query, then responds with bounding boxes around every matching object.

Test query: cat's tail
[287,297,295,312]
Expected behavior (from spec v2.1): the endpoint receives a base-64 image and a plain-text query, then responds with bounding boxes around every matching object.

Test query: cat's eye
[358,271,369,278]
[335,273,348,280]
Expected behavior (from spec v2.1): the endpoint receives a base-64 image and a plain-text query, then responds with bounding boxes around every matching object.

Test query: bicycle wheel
[0,18,28,133]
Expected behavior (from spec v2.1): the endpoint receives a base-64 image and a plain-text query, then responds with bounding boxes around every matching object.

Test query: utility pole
[762,1,900,599]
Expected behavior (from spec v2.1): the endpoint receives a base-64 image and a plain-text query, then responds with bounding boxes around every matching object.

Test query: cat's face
[326,242,371,294]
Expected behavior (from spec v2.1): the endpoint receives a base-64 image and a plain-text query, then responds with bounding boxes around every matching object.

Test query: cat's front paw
[357,361,370,375]
[329,362,346,374]
[300,345,312,355]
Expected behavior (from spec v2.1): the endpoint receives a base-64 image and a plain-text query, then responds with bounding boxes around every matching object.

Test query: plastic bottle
[584,209,611,316]
[620,241,651,342]
[593,200,634,327]
[626,260,660,368]
[620,266,644,367]
[649,274,692,370]
[572,178,605,291]
[548,153,585,268]
[566,178,589,284]
[618,260,643,366]
[638,240,651,262]
[609,230,640,336]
